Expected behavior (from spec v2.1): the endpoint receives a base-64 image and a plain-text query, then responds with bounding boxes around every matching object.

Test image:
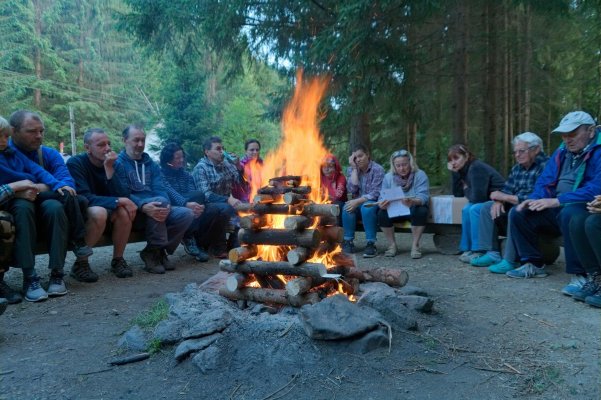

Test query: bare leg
[79,207,107,261]
[110,207,132,259]
[411,225,426,249]
[380,226,396,247]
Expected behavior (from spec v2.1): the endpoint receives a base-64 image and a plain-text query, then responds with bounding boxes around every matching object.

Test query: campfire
[218,72,407,307]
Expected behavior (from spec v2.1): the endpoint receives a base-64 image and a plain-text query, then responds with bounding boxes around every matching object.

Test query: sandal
[411,246,422,259]
[384,244,397,257]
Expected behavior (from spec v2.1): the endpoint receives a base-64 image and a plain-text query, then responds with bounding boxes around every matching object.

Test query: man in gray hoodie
[115,125,193,274]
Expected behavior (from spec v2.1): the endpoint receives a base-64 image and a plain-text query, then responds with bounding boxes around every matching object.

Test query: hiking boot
[0,298,7,316]
[195,248,210,263]
[0,280,23,304]
[384,244,397,257]
[342,240,355,254]
[23,276,48,302]
[411,246,422,259]
[47,272,68,297]
[506,263,548,279]
[459,251,479,263]
[111,258,133,278]
[182,238,200,257]
[140,247,165,274]
[470,253,501,268]
[571,273,600,301]
[160,250,175,271]
[585,293,601,308]
[488,259,519,274]
[561,274,587,296]
[70,260,99,283]
[363,241,377,258]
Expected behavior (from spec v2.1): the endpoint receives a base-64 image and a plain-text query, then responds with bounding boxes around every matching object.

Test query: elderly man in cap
[506,111,601,292]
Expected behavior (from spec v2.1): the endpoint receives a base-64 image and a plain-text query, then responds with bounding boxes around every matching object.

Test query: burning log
[220,260,328,279]
[283,216,314,231]
[258,186,312,196]
[225,273,253,291]
[302,203,340,218]
[286,247,309,266]
[219,287,320,307]
[317,226,343,244]
[228,245,258,263]
[254,275,286,290]
[238,228,321,248]
[318,215,338,226]
[250,204,300,215]
[344,267,409,288]
[286,277,316,297]
[239,215,268,231]
[268,175,302,187]
[252,194,282,204]
[283,192,309,205]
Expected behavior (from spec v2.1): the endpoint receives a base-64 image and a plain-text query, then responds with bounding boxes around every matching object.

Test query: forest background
[1,0,601,186]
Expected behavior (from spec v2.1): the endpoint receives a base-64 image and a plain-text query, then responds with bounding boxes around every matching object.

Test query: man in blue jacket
[115,125,193,274]
[507,111,601,295]
[67,128,138,278]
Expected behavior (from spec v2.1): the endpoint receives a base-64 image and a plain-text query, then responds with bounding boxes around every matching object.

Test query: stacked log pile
[219,176,409,307]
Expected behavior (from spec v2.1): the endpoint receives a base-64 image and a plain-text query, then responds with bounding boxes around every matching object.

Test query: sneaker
[47,273,68,297]
[561,275,587,296]
[70,260,99,283]
[506,263,548,279]
[0,298,7,316]
[569,275,597,300]
[140,247,165,274]
[488,259,519,274]
[585,293,601,308]
[342,240,355,254]
[363,241,377,258]
[73,244,93,259]
[411,246,422,259]
[111,258,133,278]
[23,277,48,302]
[160,250,175,271]
[470,253,501,268]
[195,248,210,263]
[384,244,397,257]
[182,238,200,257]
[459,251,479,263]
[0,280,23,304]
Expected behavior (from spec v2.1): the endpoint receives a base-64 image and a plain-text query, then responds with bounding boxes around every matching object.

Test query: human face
[448,153,467,171]
[0,129,10,151]
[513,140,539,169]
[321,158,336,177]
[86,132,112,166]
[353,150,370,171]
[169,150,185,169]
[13,116,44,152]
[561,125,594,153]
[123,128,146,160]
[246,142,260,160]
[205,141,224,164]
[393,156,412,177]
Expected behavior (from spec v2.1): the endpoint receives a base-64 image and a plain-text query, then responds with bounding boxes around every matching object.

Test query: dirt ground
[1,233,599,400]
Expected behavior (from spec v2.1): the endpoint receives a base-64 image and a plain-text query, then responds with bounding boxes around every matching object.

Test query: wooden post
[69,105,76,155]
[228,245,258,263]
[238,228,321,248]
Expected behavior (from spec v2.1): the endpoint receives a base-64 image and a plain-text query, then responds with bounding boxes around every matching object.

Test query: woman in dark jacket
[447,144,505,263]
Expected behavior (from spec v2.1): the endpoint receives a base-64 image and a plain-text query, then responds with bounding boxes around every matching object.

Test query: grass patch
[523,366,563,395]
[147,338,163,354]
[132,299,169,330]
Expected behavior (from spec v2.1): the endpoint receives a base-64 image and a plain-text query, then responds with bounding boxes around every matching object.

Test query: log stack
[219,177,409,307]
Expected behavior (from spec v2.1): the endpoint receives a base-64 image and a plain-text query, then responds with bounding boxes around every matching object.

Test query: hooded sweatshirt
[115,150,169,207]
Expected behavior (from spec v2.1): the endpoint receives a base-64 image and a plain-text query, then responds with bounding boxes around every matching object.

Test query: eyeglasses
[513,146,536,155]
[392,149,409,157]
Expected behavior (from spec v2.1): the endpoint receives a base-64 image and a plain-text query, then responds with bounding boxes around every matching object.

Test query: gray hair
[389,149,419,174]
[83,128,106,144]
[512,132,543,148]
[0,116,10,132]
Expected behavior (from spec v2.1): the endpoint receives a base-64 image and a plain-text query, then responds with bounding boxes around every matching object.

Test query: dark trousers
[36,191,88,244]
[9,198,68,277]
[377,204,429,228]
[509,203,588,273]
[569,212,601,274]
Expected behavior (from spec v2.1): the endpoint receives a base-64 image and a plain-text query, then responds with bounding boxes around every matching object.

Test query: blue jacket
[529,129,601,205]
[115,151,170,207]
[0,147,65,191]
[10,141,75,188]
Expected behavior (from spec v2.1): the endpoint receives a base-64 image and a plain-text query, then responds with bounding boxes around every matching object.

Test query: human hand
[8,180,37,193]
[57,185,77,196]
[526,198,559,212]
[344,198,361,213]
[117,197,137,221]
[15,188,38,201]
[186,201,205,218]
[142,201,170,222]
[447,161,456,172]
[490,201,505,219]
[379,199,389,210]
[489,191,505,202]
[104,151,118,169]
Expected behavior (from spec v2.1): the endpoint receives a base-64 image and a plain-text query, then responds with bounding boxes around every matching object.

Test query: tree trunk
[483,2,498,168]
[452,0,469,144]
[34,0,43,107]
[349,112,370,153]
[523,4,532,130]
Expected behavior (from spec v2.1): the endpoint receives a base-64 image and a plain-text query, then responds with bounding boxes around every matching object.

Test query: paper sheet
[380,187,410,218]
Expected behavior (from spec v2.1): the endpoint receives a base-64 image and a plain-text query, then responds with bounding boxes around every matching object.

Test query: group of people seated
[1,109,600,312]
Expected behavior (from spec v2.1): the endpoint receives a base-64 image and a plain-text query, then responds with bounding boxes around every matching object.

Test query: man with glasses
[469,132,548,272]
[505,112,601,297]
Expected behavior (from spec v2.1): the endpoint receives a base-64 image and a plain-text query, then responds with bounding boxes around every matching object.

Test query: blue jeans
[459,202,484,252]
[342,202,378,242]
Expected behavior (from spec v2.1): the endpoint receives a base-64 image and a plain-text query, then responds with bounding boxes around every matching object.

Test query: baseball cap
[552,111,595,134]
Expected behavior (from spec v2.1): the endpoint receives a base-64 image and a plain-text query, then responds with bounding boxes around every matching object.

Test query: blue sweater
[10,141,75,188]
[0,147,65,191]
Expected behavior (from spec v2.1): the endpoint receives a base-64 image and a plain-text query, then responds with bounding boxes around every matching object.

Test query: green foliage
[132,299,169,330]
